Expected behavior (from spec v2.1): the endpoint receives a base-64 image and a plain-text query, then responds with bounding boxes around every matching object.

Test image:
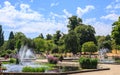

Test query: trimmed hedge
[9,58,16,63]
[79,57,98,69]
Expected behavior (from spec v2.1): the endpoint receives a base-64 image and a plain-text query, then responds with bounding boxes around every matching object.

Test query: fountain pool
[3,45,45,72]
[98,48,115,64]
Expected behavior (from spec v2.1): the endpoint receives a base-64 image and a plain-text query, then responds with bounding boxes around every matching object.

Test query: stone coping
[1,68,110,75]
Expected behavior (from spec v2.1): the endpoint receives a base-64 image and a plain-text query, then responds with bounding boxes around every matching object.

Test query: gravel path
[69,64,120,75]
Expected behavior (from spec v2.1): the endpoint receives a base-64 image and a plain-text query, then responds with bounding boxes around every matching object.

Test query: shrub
[47,55,58,64]
[79,57,98,69]
[9,58,16,63]
[1,52,7,57]
[22,66,46,72]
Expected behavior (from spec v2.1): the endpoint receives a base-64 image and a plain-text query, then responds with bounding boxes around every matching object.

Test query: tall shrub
[79,57,98,69]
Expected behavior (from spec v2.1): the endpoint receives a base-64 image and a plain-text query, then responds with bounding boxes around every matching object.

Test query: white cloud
[50,2,59,7]
[94,22,112,36]
[0,1,68,39]
[50,12,66,19]
[63,9,72,17]
[30,0,33,2]
[101,13,119,21]
[115,3,120,9]
[76,5,95,17]
[106,5,112,9]
[106,0,120,9]
[84,18,112,36]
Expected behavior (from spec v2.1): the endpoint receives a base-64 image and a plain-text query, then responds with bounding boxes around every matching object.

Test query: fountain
[18,45,36,65]
[98,48,115,64]
[3,45,44,72]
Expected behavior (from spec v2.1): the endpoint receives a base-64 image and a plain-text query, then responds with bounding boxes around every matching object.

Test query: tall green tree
[14,32,27,48]
[64,31,79,54]
[97,35,112,50]
[9,31,14,40]
[53,30,61,45]
[75,25,97,48]
[6,39,15,50]
[67,16,82,31]
[112,17,120,45]
[46,34,52,40]
[6,31,15,50]
[33,38,46,53]
[0,25,4,47]
[38,33,44,39]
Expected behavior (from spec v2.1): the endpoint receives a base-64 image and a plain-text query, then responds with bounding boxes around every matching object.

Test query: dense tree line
[0,16,120,57]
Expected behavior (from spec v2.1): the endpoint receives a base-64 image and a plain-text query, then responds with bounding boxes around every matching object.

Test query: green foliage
[45,40,54,51]
[112,17,120,45]
[75,25,97,46]
[0,25,4,47]
[79,57,98,69]
[97,35,112,50]
[99,41,112,50]
[53,30,61,45]
[38,33,44,39]
[14,32,27,46]
[82,42,97,54]
[15,40,21,50]
[22,66,46,72]
[64,31,79,54]
[6,39,15,50]
[67,16,82,31]
[51,45,59,53]
[33,38,46,53]
[9,31,14,40]
[46,34,52,40]
[0,52,7,57]
[9,58,16,63]
[6,50,13,54]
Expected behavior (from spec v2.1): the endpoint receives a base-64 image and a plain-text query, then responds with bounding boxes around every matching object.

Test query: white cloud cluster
[106,0,120,9]
[101,13,119,21]
[50,2,59,7]
[0,1,68,39]
[63,9,72,17]
[0,1,114,39]
[84,18,112,36]
[102,0,120,21]
[76,5,95,17]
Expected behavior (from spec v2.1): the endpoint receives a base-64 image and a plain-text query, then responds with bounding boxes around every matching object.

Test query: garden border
[1,68,110,75]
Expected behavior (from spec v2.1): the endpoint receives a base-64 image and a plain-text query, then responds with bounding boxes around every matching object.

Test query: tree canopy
[67,16,82,31]
[64,31,79,54]
[112,17,120,45]
[82,41,97,57]
[75,25,97,46]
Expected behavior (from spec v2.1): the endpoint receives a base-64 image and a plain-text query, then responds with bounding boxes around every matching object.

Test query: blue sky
[0,0,120,40]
